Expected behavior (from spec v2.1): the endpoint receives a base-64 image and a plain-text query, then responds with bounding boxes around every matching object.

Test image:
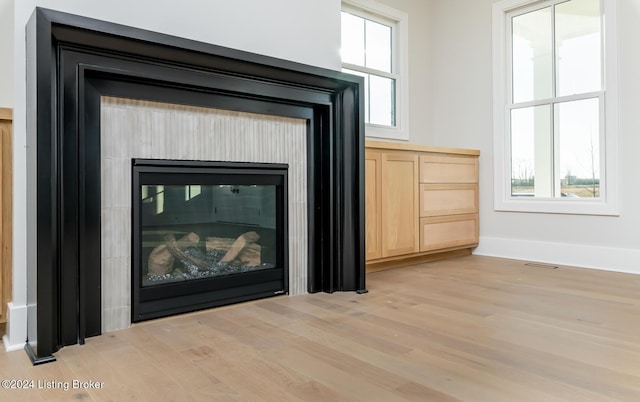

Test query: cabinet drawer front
[419,154,478,183]
[420,215,478,252]
[420,184,478,217]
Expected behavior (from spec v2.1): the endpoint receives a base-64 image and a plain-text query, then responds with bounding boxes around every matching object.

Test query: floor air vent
[524,262,559,269]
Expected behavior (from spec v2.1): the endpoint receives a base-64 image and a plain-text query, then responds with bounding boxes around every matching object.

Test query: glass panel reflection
[512,7,552,103]
[556,98,600,198]
[141,184,278,286]
[341,12,365,66]
[511,104,552,196]
[369,74,396,126]
[555,0,601,96]
[365,19,392,73]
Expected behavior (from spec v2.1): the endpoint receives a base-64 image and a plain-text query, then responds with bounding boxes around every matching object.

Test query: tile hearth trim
[100,97,308,332]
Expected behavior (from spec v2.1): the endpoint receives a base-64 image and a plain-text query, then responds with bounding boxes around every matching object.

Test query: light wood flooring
[1,255,640,401]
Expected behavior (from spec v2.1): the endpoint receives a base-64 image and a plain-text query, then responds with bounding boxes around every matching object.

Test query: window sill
[365,123,408,141]
[494,197,619,216]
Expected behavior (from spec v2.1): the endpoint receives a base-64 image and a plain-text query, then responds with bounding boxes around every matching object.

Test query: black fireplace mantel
[26,7,365,364]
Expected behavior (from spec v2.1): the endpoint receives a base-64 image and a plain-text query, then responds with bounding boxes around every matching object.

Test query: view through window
[341,7,396,127]
[508,0,603,199]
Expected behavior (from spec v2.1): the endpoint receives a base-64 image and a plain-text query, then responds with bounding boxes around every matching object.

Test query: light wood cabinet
[419,184,478,217]
[419,154,478,183]
[365,141,479,271]
[365,151,382,260]
[420,214,478,252]
[418,154,479,254]
[0,108,12,325]
[380,152,419,257]
[365,150,420,259]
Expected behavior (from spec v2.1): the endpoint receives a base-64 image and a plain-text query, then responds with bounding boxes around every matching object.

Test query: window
[341,0,408,140]
[493,0,619,215]
[185,185,201,200]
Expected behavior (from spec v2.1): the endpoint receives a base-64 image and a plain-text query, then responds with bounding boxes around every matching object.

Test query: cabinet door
[365,151,382,260]
[0,111,11,325]
[381,153,419,257]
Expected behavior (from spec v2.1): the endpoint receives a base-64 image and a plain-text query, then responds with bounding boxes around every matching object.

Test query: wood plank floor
[1,255,640,401]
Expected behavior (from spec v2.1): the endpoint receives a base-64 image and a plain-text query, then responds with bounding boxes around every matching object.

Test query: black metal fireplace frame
[132,159,289,322]
[26,8,365,364]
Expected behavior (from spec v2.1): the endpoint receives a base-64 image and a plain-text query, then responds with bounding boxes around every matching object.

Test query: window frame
[492,0,619,215]
[342,0,409,141]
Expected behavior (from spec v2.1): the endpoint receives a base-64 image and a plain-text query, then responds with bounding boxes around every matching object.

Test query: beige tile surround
[100,97,308,332]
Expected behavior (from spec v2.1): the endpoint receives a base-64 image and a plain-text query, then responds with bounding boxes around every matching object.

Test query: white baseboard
[474,236,640,275]
[2,302,27,352]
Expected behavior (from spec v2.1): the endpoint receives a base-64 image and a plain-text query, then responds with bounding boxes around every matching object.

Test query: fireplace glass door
[132,160,288,322]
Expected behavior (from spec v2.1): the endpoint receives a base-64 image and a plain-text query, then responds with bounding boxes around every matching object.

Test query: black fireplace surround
[26,8,365,364]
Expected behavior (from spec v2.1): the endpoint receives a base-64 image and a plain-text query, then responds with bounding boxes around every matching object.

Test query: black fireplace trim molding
[26,7,366,364]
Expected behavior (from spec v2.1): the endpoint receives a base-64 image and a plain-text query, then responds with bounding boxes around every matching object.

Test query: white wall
[0,0,13,107]
[428,0,640,274]
[5,0,342,351]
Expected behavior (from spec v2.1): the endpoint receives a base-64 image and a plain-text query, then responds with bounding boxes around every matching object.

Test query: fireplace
[26,8,365,364]
[132,160,288,321]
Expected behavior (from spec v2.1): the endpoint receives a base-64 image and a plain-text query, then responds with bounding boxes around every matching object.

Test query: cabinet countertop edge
[365,140,480,156]
[0,108,12,121]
